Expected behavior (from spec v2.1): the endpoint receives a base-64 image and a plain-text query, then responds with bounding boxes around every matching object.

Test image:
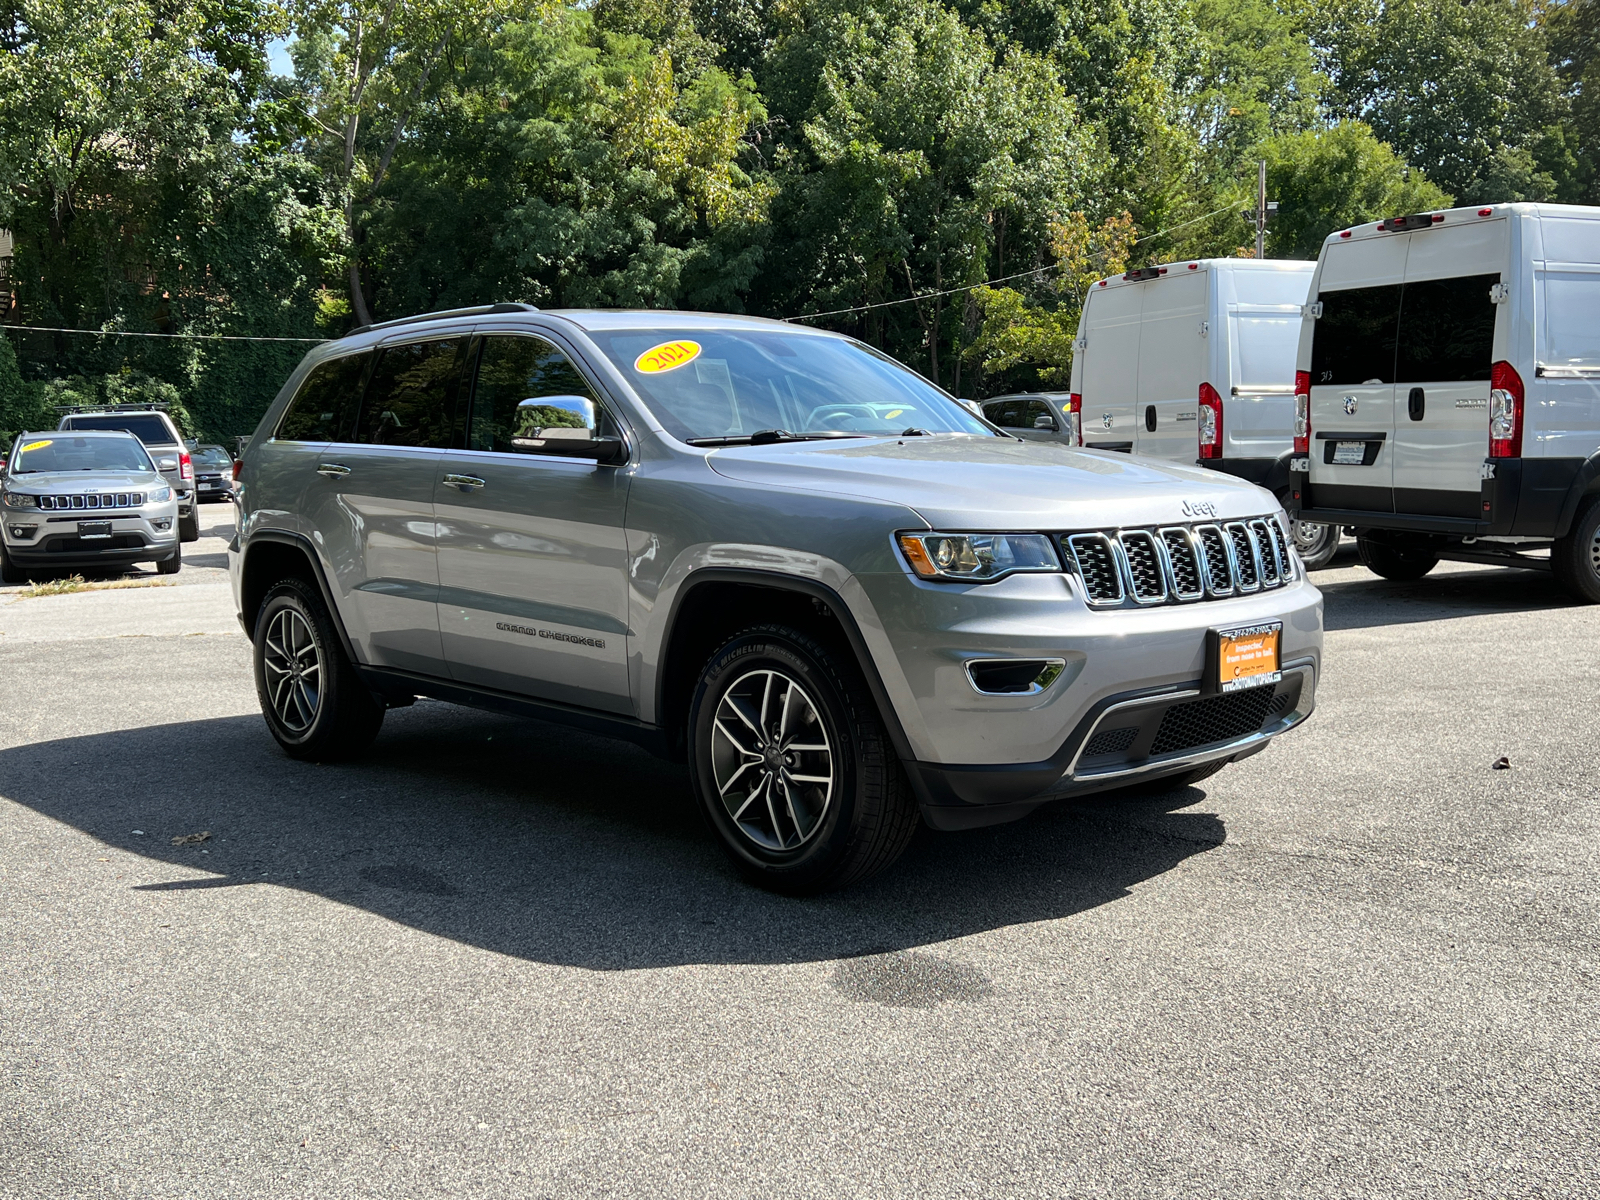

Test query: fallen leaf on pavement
[1491,756,1510,770]
[171,831,211,845]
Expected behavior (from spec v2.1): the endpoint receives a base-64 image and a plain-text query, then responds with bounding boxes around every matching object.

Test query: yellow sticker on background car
[634,340,701,374]
[20,440,51,452]
[885,409,903,419]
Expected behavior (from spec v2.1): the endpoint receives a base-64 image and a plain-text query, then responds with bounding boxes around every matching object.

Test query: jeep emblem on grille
[1181,500,1218,518]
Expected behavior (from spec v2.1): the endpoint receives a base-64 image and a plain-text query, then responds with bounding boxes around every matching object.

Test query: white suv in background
[1288,203,1600,600]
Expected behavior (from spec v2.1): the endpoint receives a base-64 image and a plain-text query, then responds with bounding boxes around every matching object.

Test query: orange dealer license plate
[1207,622,1282,694]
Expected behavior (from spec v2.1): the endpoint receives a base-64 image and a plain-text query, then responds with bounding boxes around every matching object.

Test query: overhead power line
[0,325,327,343]
[781,200,1250,324]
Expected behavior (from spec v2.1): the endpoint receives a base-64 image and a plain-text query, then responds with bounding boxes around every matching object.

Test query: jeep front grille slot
[1226,522,1259,591]
[1118,531,1166,603]
[1160,528,1205,600]
[1065,534,1124,605]
[1063,515,1292,609]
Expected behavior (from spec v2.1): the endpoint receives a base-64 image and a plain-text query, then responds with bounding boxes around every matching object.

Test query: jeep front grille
[37,493,145,511]
[1064,516,1294,609]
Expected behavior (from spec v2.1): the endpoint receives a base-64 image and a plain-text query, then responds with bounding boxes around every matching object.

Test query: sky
[268,37,295,77]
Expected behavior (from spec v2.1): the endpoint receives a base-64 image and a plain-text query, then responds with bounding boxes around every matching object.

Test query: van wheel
[179,509,200,542]
[253,578,384,760]
[156,545,182,575]
[1552,496,1600,603]
[1291,519,1339,570]
[1357,533,1439,581]
[688,624,919,894]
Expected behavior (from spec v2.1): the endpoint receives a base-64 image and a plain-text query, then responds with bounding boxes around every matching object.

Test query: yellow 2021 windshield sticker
[20,440,52,452]
[634,340,701,374]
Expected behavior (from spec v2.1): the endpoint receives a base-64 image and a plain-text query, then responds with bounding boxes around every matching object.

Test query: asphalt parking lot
[2,507,1595,1198]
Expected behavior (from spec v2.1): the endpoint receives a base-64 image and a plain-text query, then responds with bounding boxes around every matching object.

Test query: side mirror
[512,396,623,462]
[1033,414,1058,431]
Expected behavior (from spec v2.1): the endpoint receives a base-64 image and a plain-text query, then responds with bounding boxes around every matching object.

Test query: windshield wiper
[687,429,871,447]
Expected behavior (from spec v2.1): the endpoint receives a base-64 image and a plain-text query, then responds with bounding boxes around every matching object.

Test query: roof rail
[343,302,540,339]
[54,401,174,414]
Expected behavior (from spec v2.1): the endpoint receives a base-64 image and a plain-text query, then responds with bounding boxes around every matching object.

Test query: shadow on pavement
[0,705,1224,968]
[1317,565,1579,630]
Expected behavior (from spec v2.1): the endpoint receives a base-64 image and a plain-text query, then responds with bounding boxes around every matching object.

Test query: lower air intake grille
[1150,687,1276,756]
[1083,726,1139,757]
[1066,534,1123,604]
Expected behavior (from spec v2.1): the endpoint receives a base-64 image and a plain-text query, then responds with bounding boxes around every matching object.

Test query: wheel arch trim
[239,529,359,663]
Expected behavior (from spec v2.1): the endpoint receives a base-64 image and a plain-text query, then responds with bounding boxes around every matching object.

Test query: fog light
[152,517,172,531]
[9,524,37,538]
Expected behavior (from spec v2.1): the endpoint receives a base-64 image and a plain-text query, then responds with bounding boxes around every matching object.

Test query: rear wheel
[253,578,384,760]
[179,509,200,542]
[1357,532,1439,581]
[156,544,182,575]
[1552,495,1600,603]
[1290,518,1339,570]
[688,624,919,894]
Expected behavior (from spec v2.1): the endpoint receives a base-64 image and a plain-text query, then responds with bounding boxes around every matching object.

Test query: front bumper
[855,546,1323,828]
[4,512,179,566]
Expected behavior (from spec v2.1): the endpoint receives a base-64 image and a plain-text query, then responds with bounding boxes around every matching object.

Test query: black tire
[156,544,182,575]
[688,624,919,894]
[0,543,26,585]
[1290,518,1340,570]
[179,509,200,542]
[252,577,384,761]
[1552,495,1600,603]
[1357,532,1439,581]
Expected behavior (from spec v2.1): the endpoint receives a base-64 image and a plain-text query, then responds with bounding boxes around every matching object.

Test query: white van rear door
[1134,272,1208,461]
[1228,301,1304,459]
[1390,220,1505,518]
[1308,237,1405,510]
[1535,215,1600,460]
[1078,284,1143,450]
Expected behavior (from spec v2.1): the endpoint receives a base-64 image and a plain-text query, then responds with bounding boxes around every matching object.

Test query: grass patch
[15,574,175,599]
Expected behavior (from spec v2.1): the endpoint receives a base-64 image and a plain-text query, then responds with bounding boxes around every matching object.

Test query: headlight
[2,491,37,509]
[148,486,172,503]
[897,532,1061,582]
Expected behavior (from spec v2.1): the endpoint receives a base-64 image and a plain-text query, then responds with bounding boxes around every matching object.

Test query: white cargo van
[1069,259,1334,565]
[1288,203,1600,600]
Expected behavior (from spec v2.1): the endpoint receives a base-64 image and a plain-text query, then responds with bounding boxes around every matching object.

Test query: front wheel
[688,624,919,894]
[253,578,384,760]
[179,509,200,543]
[0,543,26,585]
[1357,533,1439,581]
[1552,495,1600,603]
[156,544,182,575]
[1291,518,1340,570]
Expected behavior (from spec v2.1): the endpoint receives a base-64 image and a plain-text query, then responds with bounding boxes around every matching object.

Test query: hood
[705,435,1278,530]
[5,469,167,494]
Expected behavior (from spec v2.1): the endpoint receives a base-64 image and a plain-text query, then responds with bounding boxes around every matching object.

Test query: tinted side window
[1310,284,1402,386]
[984,400,1021,428]
[1022,400,1054,428]
[356,339,463,448]
[63,414,176,446]
[276,353,370,442]
[468,335,609,454]
[1395,273,1498,383]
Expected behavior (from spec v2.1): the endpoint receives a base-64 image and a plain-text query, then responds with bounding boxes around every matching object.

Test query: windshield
[195,447,233,467]
[62,413,176,445]
[586,329,995,442]
[9,435,155,474]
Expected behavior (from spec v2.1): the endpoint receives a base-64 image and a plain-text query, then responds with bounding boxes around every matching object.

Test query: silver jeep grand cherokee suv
[229,305,1323,892]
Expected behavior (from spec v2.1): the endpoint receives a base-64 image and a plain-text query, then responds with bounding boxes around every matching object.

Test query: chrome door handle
[442,474,485,491]
[316,463,351,478]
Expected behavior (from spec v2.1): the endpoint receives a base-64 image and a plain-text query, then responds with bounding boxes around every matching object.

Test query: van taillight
[1067,393,1083,446]
[1198,383,1223,459]
[179,450,194,482]
[1489,361,1524,458]
[1294,371,1311,455]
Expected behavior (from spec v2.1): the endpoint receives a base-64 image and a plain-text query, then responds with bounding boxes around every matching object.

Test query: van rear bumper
[1289,457,1584,538]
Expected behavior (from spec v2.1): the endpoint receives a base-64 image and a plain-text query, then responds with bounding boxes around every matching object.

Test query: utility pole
[1250,160,1278,259]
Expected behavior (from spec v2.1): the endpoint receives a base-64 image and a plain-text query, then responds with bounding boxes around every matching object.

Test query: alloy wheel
[261,608,323,733]
[711,668,835,852]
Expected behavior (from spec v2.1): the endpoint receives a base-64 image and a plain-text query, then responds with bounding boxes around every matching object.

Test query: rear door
[1308,238,1406,511]
[1134,272,1208,461]
[1225,267,1311,461]
[1390,220,1505,517]
[1077,284,1143,450]
[300,333,466,674]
